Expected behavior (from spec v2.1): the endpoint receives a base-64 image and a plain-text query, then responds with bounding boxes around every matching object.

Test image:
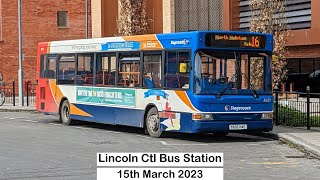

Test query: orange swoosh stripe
[49,79,64,105]
[122,34,162,50]
[174,91,197,111]
[70,103,93,117]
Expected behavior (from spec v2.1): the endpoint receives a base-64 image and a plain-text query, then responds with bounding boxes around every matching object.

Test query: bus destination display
[205,33,266,49]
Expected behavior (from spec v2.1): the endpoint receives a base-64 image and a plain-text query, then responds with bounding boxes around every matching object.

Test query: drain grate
[285,155,306,158]
[88,140,117,145]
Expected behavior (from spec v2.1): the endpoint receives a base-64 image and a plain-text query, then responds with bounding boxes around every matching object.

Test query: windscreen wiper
[216,52,259,98]
[216,74,236,98]
[241,72,259,98]
[217,52,240,98]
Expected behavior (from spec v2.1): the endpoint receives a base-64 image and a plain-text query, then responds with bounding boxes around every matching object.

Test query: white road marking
[136,135,151,139]
[24,120,38,123]
[160,141,168,145]
[159,141,208,146]
[74,127,91,130]
[247,143,260,146]
[108,131,121,134]
[9,118,15,120]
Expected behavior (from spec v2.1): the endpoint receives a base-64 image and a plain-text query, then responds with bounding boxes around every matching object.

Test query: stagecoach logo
[224,105,252,111]
[170,39,190,46]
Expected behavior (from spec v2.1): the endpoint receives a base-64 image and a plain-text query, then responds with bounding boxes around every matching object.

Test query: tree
[249,0,290,88]
[117,0,149,36]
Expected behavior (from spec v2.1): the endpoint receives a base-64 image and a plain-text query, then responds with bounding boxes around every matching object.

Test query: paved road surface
[0,112,319,180]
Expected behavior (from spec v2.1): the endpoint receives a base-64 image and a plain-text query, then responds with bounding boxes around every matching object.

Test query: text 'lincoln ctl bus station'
[97,153,224,180]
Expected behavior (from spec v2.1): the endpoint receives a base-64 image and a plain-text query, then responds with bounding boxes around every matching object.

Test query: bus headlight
[192,113,213,120]
[261,113,273,119]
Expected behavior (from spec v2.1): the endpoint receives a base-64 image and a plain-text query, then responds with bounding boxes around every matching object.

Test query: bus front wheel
[146,107,162,138]
[60,100,73,125]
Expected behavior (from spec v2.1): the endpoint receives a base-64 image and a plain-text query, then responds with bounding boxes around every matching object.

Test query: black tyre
[146,107,162,138]
[59,100,73,125]
[212,132,229,137]
[0,91,5,106]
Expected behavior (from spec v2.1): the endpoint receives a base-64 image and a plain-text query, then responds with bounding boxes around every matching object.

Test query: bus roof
[39,30,273,54]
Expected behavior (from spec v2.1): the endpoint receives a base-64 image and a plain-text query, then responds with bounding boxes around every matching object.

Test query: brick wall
[287,45,320,58]
[0,0,91,83]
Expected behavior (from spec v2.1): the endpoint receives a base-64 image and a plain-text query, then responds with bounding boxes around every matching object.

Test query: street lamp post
[86,0,88,39]
[18,0,24,106]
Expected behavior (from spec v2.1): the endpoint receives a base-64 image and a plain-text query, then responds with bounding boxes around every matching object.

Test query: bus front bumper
[190,119,273,133]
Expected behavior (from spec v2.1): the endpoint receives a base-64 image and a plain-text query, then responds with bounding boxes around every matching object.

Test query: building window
[175,0,223,31]
[57,11,68,28]
[239,0,311,30]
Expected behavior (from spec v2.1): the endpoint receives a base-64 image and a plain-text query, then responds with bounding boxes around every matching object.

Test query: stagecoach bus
[36,31,274,137]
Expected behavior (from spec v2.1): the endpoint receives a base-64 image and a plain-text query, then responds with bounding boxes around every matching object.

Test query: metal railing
[25,81,37,106]
[0,80,16,106]
[0,80,37,106]
[274,86,320,129]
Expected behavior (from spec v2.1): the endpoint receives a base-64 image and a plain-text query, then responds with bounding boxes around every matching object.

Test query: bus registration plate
[229,124,247,130]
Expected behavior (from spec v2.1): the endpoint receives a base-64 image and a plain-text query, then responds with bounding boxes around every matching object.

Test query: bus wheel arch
[144,105,162,138]
[59,97,73,125]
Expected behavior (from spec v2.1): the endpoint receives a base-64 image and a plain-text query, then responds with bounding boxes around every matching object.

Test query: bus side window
[96,53,116,86]
[40,55,56,79]
[57,55,75,84]
[40,55,47,78]
[77,54,94,86]
[118,52,140,88]
[164,51,190,89]
[46,56,57,79]
[143,52,161,88]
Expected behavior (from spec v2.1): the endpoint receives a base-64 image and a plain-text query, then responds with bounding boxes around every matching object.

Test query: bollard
[306,86,311,130]
[290,82,293,95]
[26,81,29,106]
[274,83,279,126]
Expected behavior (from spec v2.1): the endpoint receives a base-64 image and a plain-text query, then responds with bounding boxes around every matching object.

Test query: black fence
[274,88,320,129]
[0,80,37,106]
[0,80,16,106]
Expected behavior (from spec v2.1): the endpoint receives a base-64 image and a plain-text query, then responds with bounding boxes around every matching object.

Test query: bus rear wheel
[146,107,162,138]
[60,100,73,125]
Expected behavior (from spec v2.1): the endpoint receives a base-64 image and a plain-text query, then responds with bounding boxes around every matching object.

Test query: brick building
[0,0,91,83]
[92,0,319,92]
[236,0,320,92]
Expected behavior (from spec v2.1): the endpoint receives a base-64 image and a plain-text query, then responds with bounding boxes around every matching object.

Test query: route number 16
[251,37,260,48]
